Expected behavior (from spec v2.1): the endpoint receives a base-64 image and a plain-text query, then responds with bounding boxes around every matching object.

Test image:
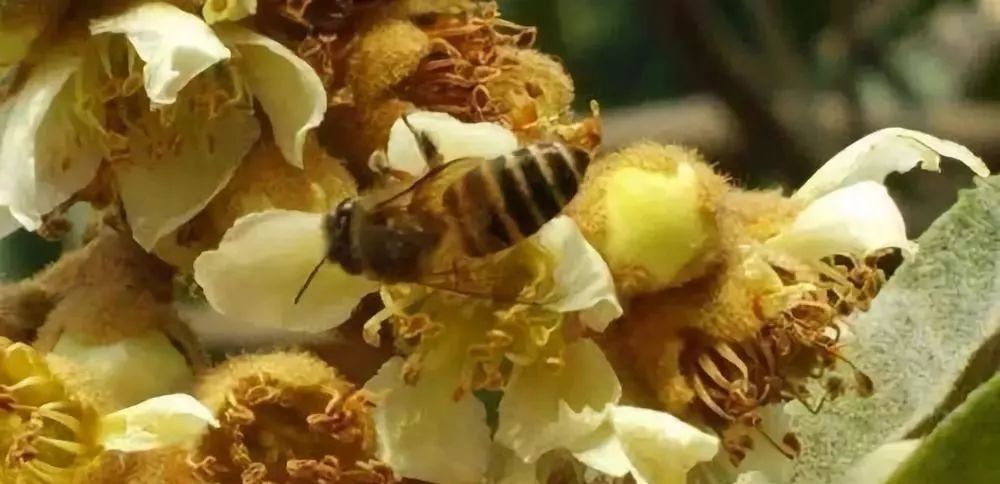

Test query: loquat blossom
[0,1,326,250]
[596,128,989,481]
[191,350,392,483]
[0,337,217,483]
[191,110,585,332]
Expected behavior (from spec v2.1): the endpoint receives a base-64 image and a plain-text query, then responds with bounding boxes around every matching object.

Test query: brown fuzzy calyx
[193,351,393,483]
[395,3,536,130]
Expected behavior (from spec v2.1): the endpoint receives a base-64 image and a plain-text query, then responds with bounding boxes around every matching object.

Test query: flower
[319,1,599,171]
[0,1,327,250]
[0,337,216,482]
[344,111,629,483]
[191,109,605,333]
[497,339,720,484]
[191,350,391,482]
[602,128,991,472]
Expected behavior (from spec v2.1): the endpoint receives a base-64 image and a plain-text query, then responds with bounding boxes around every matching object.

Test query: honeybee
[295,118,592,302]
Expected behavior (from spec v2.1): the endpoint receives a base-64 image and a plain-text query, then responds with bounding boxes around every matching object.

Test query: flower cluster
[0,1,992,483]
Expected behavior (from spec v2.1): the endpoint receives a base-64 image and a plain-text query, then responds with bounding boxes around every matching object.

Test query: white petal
[0,47,102,230]
[767,182,914,261]
[99,393,219,452]
[496,339,621,463]
[795,128,990,202]
[90,2,230,106]
[570,423,632,477]
[386,111,518,176]
[203,0,257,24]
[0,207,19,239]
[193,210,378,331]
[116,86,260,249]
[365,357,491,483]
[537,216,622,332]
[49,331,195,410]
[733,405,794,483]
[215,24,325,167]
[177,302,344,351]
[611,405,720,484]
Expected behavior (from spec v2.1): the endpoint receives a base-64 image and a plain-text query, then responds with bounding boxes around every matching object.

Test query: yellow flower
[0,1,327,250]
[0,338,216,483]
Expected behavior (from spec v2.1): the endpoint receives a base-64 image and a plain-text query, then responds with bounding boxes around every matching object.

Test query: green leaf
[885,371,1000,483]
[790,175,1000,483]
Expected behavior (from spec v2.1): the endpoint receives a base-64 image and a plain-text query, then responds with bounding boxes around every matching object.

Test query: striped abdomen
[442,142,591,257]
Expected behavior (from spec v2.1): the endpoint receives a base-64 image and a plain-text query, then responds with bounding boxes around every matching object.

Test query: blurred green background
[4,0,1000,279]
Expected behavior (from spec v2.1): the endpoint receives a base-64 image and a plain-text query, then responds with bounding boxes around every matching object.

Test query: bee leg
[401,113,445,168]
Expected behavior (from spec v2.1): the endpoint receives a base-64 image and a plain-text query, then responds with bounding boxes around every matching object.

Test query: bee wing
[371,157,483,218]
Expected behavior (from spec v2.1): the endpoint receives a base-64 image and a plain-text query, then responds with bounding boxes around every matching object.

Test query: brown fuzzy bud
[318,99,411,185]
[193,351,394,483]
[348,19,431,104]
[486,46,574,126]
[26,230,204,411]
[0,281,55,342]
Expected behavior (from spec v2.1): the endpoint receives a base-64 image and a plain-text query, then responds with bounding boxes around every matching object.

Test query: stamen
[35,436,86,455]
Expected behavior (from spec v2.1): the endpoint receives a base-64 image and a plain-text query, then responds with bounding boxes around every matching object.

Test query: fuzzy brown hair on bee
[294,116,592,303]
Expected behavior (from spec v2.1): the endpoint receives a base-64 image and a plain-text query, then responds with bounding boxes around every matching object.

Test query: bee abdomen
[444,142,590,257]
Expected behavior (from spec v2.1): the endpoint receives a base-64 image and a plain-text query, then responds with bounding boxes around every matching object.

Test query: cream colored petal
[767,182,914,260]
[177,302,345,351]
[0,207,19,238]
[116,87,260,249]
[364,357,491,483]
[49,331,194,410]
[203,0,257,23]
[794,128,990,202]
[496,339,621,463]
[99,393,219,452]
[0,47,103,230]
[193,210,378,331]
[386,110,519,176]
[733,405,794,483]
[537,216,622,332]
[569,423,631,477]
[611,405,720,484]
[90,2,230,106]
[215,24,325,167]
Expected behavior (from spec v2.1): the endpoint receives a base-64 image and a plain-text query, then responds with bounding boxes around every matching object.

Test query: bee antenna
[401,112,443,168]
[294,254,328,305]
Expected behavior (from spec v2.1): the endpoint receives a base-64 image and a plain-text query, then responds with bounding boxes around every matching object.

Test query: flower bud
[348,19,431,104]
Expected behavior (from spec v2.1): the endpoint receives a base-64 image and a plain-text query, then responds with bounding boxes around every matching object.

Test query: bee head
[324,198,363,274]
